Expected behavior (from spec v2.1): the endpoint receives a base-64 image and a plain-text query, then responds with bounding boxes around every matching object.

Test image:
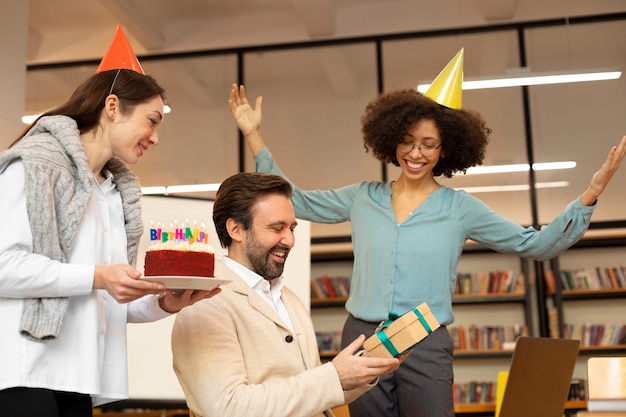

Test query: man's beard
[245,229,289,280]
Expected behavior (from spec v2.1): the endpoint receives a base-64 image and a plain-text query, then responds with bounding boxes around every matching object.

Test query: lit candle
[149,220,157,243]
[193,219,199,243]
[201,222,208,243]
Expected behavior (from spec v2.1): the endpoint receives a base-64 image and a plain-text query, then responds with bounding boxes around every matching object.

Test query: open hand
[581,135,626,206]
[228,84,262,136]
[158,287,222,313]
[94,264,164,303]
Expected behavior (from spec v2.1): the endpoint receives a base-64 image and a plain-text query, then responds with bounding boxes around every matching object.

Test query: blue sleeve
[458,191,595,261]
[255,147,359,224]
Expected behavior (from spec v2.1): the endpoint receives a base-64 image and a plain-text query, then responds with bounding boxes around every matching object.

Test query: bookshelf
[309,237,536,410]
[310,238,352,360]
[540,224,626,388]
[545,236,626,342]
[310,224,626,414]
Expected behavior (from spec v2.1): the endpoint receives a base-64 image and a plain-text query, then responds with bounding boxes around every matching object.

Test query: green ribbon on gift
[376,307,433,357]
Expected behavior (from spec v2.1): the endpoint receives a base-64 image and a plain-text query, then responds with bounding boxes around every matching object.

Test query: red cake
[144,242,215,277]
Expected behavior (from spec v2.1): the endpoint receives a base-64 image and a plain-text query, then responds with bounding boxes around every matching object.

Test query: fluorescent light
[141,186,167,195]
[21,114,39,124]
[466,161,576,175]
[417,69,621,92]
[532,161,577,171]
[22,104,172,125]
[166,183,221,194]
[460,181,570,194]
[142,183,222,195]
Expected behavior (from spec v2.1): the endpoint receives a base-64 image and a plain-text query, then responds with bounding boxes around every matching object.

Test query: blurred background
[3,0,626,238]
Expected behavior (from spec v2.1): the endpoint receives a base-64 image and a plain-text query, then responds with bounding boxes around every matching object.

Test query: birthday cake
[144,223,215,277]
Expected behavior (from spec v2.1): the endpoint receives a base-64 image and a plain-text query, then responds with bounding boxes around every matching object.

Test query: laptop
[498,336,580,417]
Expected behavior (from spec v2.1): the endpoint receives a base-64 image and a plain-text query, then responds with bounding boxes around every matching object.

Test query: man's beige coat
[172,261,371,417]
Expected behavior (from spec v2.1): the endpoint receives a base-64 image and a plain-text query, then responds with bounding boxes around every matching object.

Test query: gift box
[363,302,441,358]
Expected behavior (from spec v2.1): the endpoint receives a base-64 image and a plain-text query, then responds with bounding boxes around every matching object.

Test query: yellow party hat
[424,48,464,109]
[96,25,144,74]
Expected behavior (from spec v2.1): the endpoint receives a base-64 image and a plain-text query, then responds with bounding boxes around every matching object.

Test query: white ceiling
[27,0,626,64]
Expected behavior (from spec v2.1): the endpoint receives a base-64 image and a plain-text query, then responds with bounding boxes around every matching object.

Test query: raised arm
[228,83,266,157]
[580,135,626,206]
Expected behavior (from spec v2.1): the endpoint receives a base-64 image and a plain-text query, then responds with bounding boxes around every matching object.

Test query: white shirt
[0,160,169,406]
[222,256,295,334]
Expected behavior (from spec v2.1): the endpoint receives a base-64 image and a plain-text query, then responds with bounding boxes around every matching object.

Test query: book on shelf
[568,378,587,402]
[562,323,626,346]
[455,270,524,296]
[448,324,528,351]
[544,269,557,294]
[315,331,342,353]
[548,306,560,338]
[331,276,349,297]
[311,275,351,300]
[559,266,626,290]
[320,275,337,298]
[453,380,496,404]
[311,278,325,299]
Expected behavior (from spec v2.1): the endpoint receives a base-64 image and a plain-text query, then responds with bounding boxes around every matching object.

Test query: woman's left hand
[157,287,222,313]
[581,135,626,206]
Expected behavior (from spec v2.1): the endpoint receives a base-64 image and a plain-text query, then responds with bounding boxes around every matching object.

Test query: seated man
[172,172,402,417]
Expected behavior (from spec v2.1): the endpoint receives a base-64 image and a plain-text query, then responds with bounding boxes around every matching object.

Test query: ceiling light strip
[466,161,576,175]
[418,70,621,92]
[22,105,172,125]
[142,183,221,195]
[459,181,570,194]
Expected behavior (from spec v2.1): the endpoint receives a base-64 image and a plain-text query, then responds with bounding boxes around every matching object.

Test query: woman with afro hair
[228,83,626,417]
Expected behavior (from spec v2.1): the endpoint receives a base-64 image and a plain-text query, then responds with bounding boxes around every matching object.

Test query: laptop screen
[498,337,580,417]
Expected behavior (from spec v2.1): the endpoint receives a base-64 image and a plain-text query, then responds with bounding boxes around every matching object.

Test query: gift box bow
[374,305,436,357]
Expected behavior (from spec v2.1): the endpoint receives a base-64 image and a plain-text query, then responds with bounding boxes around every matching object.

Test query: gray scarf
[0,116,143,341]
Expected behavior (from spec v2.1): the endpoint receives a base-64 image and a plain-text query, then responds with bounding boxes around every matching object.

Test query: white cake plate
[141,276,230,291]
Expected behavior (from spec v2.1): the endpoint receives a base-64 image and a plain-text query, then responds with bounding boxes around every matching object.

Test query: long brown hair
[11,69,165,148]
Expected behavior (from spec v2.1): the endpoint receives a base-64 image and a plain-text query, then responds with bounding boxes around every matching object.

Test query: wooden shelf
[453,401,586,415]
[579,344,626,354]
[453,293,527,304]
[311,297,348,308]
[453,349,514,359]
[561,288,626,300]
[454,403,494,414]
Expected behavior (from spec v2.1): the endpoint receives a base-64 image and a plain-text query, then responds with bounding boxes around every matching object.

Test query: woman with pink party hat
[229,48,626,417]
[0,26,219,416]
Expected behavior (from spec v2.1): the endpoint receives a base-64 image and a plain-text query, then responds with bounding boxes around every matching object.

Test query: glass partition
[23,17,626,237]
[525,20,626,224]
[243,44,379,237]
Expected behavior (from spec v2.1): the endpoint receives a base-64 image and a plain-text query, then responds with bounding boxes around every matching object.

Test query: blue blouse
[256,147,595,325]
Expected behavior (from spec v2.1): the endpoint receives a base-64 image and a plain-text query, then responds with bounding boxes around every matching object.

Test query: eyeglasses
[397,141,441,156]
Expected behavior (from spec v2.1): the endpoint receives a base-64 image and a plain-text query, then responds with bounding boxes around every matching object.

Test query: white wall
[126,195,311,400]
